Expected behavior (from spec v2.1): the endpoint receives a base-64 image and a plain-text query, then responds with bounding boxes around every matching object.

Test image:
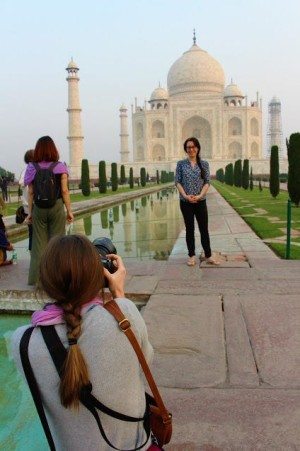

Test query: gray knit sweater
[12,298,153,450]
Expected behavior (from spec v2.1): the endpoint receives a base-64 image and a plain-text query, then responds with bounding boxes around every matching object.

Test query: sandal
[187,256,196,266]
[206,256,220,266]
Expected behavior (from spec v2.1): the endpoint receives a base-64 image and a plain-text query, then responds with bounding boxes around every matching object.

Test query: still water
[1,187,183,450]
[13,188,184,261]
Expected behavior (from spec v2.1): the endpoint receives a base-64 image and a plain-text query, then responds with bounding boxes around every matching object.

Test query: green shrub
[129,167,134,189]
[81,159,90,196]
[287,133,300,206]
[111,162,118,191]
[242,159,249,190]
[99,161,107,193]
[269,145,279,198]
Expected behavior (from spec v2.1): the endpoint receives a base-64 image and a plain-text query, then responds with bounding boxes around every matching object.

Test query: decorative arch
[228,141,242,159]
[136,145,144,161]
[228,117,242,136]
[136,122,143,140]
[182,116,212,158]
[152,120,165,138]
[251,142,259,158]
[250,118,259,136]
[152,144,165,161]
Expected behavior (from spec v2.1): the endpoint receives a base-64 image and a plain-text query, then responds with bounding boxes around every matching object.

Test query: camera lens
[92,237,117,277]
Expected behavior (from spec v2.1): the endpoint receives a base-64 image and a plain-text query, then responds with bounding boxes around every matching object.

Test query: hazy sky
[1,0,299,176]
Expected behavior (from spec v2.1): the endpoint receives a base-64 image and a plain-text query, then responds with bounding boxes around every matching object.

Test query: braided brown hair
[39,234,105,408]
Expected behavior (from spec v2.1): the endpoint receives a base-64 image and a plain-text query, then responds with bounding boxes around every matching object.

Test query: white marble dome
[150,86,169,101]
[224,82,244,98]
[167,44,225,96]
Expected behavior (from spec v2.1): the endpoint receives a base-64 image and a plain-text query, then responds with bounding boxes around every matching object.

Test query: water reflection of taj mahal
[73,189,182,260]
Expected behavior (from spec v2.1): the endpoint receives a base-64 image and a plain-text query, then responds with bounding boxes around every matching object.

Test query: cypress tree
[156,170,160,184]
[81,159,90,196]
[129,167,134,189]
[225,163,234,185]
[140,167,146,187]
[216,168,224,183]
[287,133,300,206]
[234,159,242,187]
[99,161,107,193]
[269,145,280,198]
[249,167,254,191]
[120,165,126,185]
[242,159,249,189]
[111,162,118,191]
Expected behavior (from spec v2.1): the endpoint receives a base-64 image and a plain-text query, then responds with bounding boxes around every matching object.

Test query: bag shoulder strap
[19,327,56,451]
[33,162,40,172]
[40,325,150,451]
[104,300,171,425]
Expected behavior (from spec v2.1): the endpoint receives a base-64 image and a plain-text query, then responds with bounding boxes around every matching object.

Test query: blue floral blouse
[175,158,210,201]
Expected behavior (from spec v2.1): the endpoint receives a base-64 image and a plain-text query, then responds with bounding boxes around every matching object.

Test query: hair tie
[68,338,77,346]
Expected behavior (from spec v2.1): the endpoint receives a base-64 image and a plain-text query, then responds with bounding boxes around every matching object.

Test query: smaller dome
[119,103,127,110]
[67,59,79,70]
[224,82,243,98]
[269,96,281,104]
[150,86,168,101]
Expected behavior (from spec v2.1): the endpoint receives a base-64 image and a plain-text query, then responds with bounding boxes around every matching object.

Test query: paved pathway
[1,186,300,449]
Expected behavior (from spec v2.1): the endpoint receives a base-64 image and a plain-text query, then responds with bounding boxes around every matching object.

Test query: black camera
[92,237,117,276]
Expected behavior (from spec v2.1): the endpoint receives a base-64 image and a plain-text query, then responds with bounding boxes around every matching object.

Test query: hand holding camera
[103,254,126,299]
[92,237,126,298]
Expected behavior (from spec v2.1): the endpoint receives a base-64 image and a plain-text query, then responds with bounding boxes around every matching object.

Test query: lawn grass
[212,181,300,259]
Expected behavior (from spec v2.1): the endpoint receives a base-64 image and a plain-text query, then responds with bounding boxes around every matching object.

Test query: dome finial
[193,29,196,45]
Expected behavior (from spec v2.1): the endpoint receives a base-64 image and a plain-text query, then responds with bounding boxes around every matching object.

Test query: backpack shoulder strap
[32,162,40,172]
[48,162,59,171]
[19,327,56,451]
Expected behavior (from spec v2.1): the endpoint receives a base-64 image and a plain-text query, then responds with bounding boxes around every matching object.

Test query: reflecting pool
[12,188,184,262]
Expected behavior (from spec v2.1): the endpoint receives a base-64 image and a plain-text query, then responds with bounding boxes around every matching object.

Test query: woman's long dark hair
[183,137,205,179]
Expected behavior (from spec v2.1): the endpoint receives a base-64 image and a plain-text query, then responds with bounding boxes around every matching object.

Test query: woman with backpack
[25,136,74,285]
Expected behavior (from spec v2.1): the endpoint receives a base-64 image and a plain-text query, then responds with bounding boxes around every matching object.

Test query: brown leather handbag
[104,300,172,448]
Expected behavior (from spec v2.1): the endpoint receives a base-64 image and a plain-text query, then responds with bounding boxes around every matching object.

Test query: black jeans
[180,199,212,258]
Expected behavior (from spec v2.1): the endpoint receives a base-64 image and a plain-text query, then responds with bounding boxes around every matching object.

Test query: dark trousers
[180,199,212,258]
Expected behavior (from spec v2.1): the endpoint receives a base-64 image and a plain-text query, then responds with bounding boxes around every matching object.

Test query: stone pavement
[1,187,300,449]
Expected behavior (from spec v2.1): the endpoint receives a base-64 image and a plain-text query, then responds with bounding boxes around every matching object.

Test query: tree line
[216,132,300,206]
[81,160,175,196]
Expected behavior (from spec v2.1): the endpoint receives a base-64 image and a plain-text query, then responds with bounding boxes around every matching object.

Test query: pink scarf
[31,297,103,326]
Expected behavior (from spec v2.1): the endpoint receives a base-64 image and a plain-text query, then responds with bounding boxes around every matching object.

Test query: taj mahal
[66,34,287,180]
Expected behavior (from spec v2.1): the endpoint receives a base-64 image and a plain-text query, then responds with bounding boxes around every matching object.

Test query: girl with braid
[175,137,219,266]
[12,234,155,450]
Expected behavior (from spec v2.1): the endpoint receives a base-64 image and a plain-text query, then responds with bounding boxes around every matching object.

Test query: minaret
[119,104,129,163]
[66,59,84,177]
[267,96,283,158]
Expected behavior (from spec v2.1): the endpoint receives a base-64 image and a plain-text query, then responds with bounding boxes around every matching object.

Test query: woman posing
[12,234,154,450]
[25,136,73,285]
[175,137,219,266]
